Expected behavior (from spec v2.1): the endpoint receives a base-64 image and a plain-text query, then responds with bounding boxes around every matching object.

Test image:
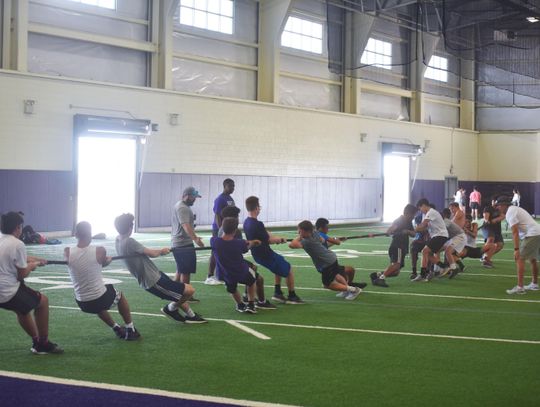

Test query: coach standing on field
[495,197,540,295]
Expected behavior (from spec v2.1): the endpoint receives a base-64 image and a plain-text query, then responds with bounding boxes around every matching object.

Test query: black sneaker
[272,293,287,303]
[245,303,257,314]
[370,272,378,282]
[113,325,127,339]
[236,303,247,313]
[256,300,277,310]
[188,297,200,304]
[457,261,466,272]
[125,327,141,341]
[185,313,208,324]
[286,294,305,304]
[350,282,368,289]
[161,306,186,323]
[449,269,460,279]
[410,272,418,281]
[31,341,64,355]
[373,278,389,287]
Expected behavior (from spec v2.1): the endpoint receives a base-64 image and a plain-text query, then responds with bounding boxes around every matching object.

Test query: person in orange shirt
[469,186,482,220]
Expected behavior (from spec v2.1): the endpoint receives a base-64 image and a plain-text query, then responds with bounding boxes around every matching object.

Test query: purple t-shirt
[243,217,273,260]
[210,237,249,278]
[212,193,235,233]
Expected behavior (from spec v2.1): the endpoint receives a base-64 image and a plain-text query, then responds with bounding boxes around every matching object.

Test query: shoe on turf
[482,260,493,269]
[350,282,368,289]
[373,278,388,288]
[369,272,378,281]
[345,288,362,301]
[31,341,64,355]
[245,303,258,314]
[336,291,348,298]
[412,273,424,282]
[185,313,208,323]
[236,302,247,313]
[256,300,277,310]
[272,293,287,304]
[506,286,526,295]
[424,271,434,282]
[125,327,141,341]
[410,272,418,281]
[113,325,127,339]
[188,297,200,303]
[439,267,452,278]
[161,306,186,323]
[524,282,539,291]
[457,261,466,272]
[449,269,460,279]
[204,276,222,285]
[286,294,305,304]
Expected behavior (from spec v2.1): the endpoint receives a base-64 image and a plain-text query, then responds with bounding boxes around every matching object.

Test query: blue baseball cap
[183,186,202,198]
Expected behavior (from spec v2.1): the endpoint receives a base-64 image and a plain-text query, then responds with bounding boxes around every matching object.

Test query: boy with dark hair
[0,211,63,354]
[218,206,276,310]
[211,217,262,313]
[66,221,139,340]
[289,220,365,300]
[115,213,206,324]
[206,178,236,285]
[371,204,417,287]
[315,218,345,247]
[243,196,304,304]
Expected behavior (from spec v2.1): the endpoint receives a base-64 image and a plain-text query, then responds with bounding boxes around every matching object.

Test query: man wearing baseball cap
[495,197,540,294]
[171,187,204,298]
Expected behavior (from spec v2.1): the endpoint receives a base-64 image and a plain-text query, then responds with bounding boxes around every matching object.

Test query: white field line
[225,320,271,340]
[0,370,298,407]
[49,305,540,345]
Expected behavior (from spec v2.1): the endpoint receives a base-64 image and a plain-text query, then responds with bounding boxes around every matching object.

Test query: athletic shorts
[76,284,120,314]
[0,282,41,315]
[320,261,346,287]
[389,246,407,268]
[410,240,426,254]
[253,252,291,277]
[519,235,540,260]
[470,202,479,210]
[224,268,257,294]
[465,246,483,259]
[147,271,186,301]
[426,236,448,253]
[172,244,197,275]
[444,234,466,254]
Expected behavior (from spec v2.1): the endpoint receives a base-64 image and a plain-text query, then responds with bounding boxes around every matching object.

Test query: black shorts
[0,282,41,315]
[426,236,448,253]
[389,246,407,268]
[147,271,186,301]
[320,261,346,287]
[410,240,426,254]
[464,246,483,259]
[76,284,119,314]
[470,202,479,210]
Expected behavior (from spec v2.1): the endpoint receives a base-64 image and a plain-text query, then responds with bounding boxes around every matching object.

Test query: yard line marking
[226,320,271,340]
[0,370,298,407]
[364,290,540,304]
[49,306,540,345]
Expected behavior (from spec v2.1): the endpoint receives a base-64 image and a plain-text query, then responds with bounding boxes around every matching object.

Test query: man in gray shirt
[289,220,365,300]
[172,187,204,290]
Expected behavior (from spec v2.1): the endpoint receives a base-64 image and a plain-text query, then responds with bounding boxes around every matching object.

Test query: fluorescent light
[526,16,539,23]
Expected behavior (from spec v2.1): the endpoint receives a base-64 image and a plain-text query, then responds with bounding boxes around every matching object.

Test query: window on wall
[361,38,392,70]
[281,16,323,54]
[424,55,448,82]
[69,0,116,9]
[179,0,234,35]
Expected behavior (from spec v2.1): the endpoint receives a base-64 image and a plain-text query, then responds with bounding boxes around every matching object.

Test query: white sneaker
[506,286,526,295]
[345,288,362,301]
[204,276,222,285]
[524,282,539,291]
[336,291,348,298]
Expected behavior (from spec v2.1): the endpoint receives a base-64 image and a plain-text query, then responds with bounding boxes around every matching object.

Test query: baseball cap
[183,186,202,198]
[494,196,512,206]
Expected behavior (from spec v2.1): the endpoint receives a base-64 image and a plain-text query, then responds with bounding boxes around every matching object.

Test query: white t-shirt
[0,234,27,303]
[68,245,107,302]
[454,190,462,204]
[424,208,449,238]
[505,206,540,240]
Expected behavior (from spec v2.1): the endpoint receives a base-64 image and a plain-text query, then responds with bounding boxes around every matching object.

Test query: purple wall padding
[411,179,445,211]
[0,169,73,231]
[458,181,536,214]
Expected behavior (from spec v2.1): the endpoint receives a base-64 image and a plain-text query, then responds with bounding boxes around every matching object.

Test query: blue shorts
[253,252,290,277]
[172,245,197,275]
[146,272,186,301]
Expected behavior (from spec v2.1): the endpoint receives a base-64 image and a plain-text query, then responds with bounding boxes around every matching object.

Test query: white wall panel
[279,76,340,111]
[424,101,459,128]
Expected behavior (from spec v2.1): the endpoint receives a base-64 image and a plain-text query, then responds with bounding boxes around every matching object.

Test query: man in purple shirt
[206,179,235,285]
[211,217,261,313]
[243,196,304,304]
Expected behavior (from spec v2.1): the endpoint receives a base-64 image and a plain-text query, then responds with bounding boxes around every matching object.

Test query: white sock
[347,286,357,292]
[450,263,457,270]
[168,302,178,312]
[125,322,134,329]
[185,308,195,318]
[112,323,120,329]
[379,274,386,280]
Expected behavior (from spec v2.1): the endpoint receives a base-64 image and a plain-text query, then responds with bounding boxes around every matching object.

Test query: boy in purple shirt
[243,196,304,304]
[211,217,261,313]
[206,179,235,285]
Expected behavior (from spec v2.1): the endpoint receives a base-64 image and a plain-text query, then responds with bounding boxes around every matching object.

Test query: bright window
[281,16,323,54]
[179,0,234,35]
[70,0,116,9]
[361,38,392,70]
[425,55,448,82]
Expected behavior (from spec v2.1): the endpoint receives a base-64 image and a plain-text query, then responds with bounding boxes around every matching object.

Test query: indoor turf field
[1,223,539,407]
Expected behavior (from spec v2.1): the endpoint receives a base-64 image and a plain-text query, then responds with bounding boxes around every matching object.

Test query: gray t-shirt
[115,236,161,289]
[172,200,194,248]
[444,218,464,239]
[301,231,337,271]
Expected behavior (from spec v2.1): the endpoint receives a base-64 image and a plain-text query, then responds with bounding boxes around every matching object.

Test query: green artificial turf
[1,224,539,406]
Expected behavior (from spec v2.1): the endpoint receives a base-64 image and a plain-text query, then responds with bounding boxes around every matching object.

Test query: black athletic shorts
[320,261,346,287]
[0,282,41,315]
[470,202,479,210]
[224,269,257,294]
[389,246,407,268]
[426,236,448,253]
[464,246,483,259]
[76,284,119,314]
